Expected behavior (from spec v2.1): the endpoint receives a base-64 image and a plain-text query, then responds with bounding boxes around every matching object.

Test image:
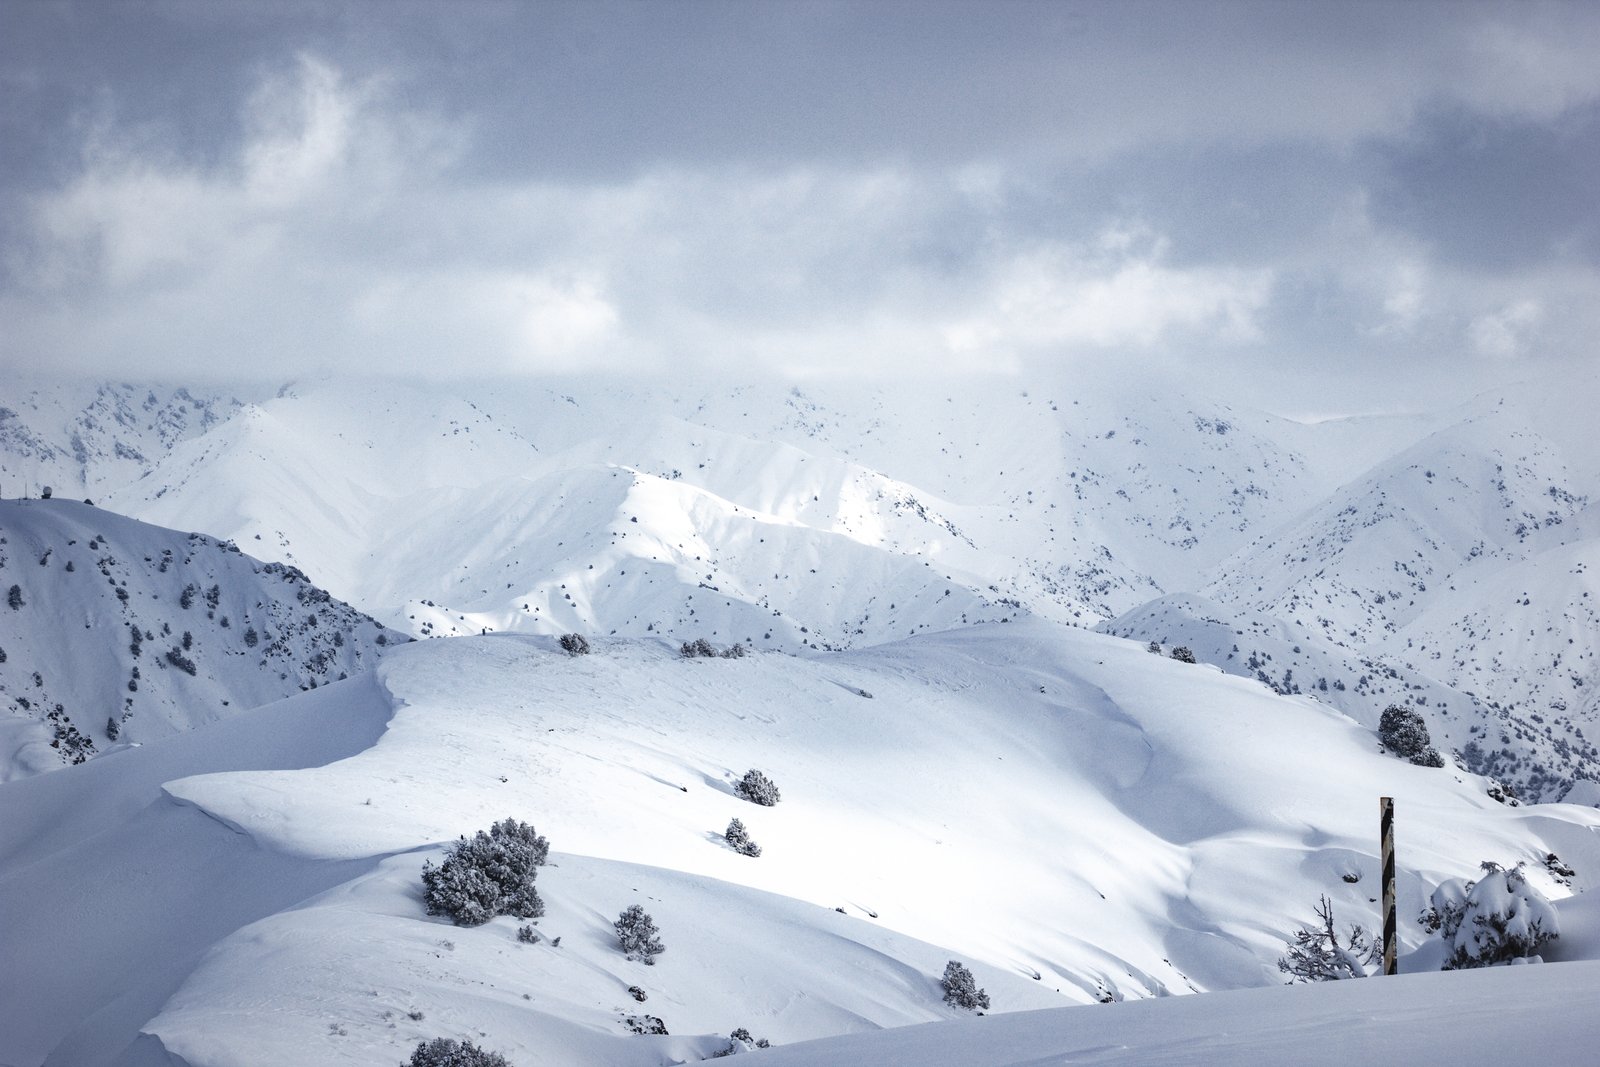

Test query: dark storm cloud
[2,0,1599,412]
[1366,103,1600,271]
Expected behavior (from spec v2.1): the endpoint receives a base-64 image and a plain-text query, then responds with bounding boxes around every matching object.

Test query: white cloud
[944,232,1271,355]
[1469,299,1544,360]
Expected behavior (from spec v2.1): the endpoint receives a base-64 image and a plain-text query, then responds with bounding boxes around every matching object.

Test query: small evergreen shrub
[1146,640,1162,654]
[105,717,119,741]
[680,638,717,658]
[422,818,549,927]
[735,768,781,806]
[559,633,591,656]
[1423,861,1559,969]
[712,1027,772,1056]
[940,960,990,1010]
[720,643,746,659]
[614,904,664,964]
[404,1037,510,1067]
[516,924,538,944]
[1378,704,1444,767]
[7,584,22,610]
[622,1014,667,1035]
[1168,646,1196,664]
[724,817,762,857]
[628,985,647,1002]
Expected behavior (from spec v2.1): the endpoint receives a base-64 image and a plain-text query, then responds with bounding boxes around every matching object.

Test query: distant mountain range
[2,373,1595,801]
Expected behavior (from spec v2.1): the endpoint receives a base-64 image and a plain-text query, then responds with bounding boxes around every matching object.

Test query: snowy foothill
[5,619,1600,1065]
[0,498,401,781]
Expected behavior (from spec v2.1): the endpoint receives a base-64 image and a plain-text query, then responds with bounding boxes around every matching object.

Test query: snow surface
[5,371,1600,1066]
[6,621,1599,1066]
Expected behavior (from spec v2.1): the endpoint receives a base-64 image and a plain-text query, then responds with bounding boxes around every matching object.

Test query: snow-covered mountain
[5,374,1327,640]
[1204,415,1587,651]
[5,370,1600,1067]
[5,622,1598,1066]
[0,497,403,781]
[0,380,256,501]
[5,372,1598,800]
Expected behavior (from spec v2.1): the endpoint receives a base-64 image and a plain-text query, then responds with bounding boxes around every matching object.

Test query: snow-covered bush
[1146,640,1162,654]
[405,1037,511,1066]
[680,638,717,658]
[712,1027,772,1055]
[735,768,781,806]
[516,924,538,944]
[559,633,590,656]
[623,1013,667,1035]
[724,817,761,857]
[422,818,549,927]
[615,904,665,964]
[940,960,990,1010]
[8,584,23,609]
[1168,646,1196,664]
[1423,862,1559,969]
[1378,704,1444,767]
[1277,895,1378,981]
[680,637,748,659]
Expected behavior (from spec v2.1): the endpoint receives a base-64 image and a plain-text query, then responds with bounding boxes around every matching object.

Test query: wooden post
[1380,796,1397,975]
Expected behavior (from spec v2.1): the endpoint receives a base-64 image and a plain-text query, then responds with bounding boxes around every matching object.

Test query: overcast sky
[3,0,1598,413]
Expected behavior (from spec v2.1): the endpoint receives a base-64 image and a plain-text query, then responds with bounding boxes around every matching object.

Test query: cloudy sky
[3,0,1598,412]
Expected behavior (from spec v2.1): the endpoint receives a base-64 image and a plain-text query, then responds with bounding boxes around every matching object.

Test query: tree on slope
[1278,895,1379,981]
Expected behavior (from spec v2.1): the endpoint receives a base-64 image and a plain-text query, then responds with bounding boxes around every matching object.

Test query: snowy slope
[1384,504,1600,750]
[5,621,1599,1066]
[1204,415,1587,651]
[0,498,403,781]
[0,380,254,501]
[1100,593,1600,802]
[749,956,1600,1066]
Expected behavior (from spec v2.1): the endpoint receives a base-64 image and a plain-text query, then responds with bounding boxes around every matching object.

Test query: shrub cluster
[940,960,990,1011]
[712,1027,772,1056]
[1168,646,1196,664]
[405,1038,510,1067]
[1379,705,1445,767]
[1424,861,1559,969]
[422,818,549,927]
[559,633,590,656]
[614,904,665,964]
[680,638,746,659]
[735,768,781,806]
[724,817,761,857]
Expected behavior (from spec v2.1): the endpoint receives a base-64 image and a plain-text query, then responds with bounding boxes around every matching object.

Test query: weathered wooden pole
[1380,796,1397,975]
